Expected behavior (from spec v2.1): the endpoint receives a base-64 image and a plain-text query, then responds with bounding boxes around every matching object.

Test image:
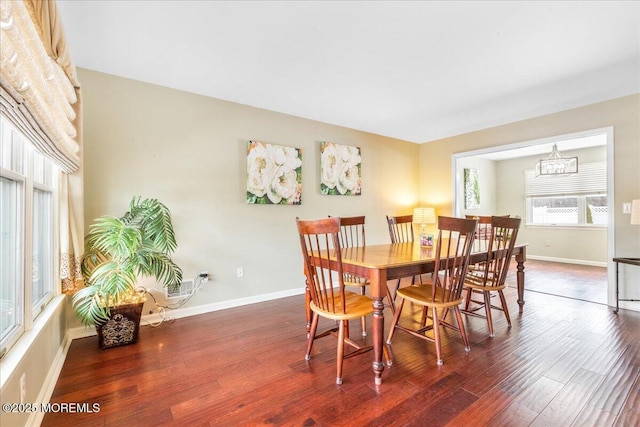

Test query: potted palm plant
[73,196,183,348]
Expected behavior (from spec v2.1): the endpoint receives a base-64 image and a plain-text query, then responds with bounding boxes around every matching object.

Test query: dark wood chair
[465,215,499,249]
[297,217,384,385]
[386,216,478,366]
[386,214,414,243]
[465,214,509,271]
[335,216,398,337]
[336,215,366,249]
[386,214,419,301]
[462,216,522,337]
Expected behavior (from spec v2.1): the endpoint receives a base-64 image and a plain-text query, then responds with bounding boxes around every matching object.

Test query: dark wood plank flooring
[507,259,607,304]
[42,263,638,426]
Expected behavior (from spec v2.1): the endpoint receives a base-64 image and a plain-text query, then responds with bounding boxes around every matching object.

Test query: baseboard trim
[67,287,307,339]
[527,255,607,268]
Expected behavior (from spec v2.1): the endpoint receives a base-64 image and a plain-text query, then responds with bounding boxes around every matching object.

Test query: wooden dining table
[305,240,528,385]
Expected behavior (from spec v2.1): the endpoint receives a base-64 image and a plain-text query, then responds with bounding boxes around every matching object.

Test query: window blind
[0,0,80,173]
[524,161,606,197]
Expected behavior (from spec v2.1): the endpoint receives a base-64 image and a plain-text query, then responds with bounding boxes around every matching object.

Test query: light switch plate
[623,202,631,214]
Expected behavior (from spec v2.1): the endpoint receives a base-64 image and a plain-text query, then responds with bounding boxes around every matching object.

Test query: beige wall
[76,68,420,327]
[419,94,640,308]
[79,71,640,317]
[456,156,498,217]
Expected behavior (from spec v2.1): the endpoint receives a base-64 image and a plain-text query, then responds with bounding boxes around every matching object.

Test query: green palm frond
[124,197,177,253]
[75,196,183,326]
[90,261,138,294]
[85,217,142,258]
[132,250,181,284]
[72,286,110,326]
[80,247,108,279]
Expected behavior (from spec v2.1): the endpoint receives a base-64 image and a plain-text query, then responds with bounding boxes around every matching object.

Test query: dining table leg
[515,246,527,313]
[371,270,387,385]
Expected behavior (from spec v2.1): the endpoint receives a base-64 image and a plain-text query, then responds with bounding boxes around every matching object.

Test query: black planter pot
[95,302,144,349]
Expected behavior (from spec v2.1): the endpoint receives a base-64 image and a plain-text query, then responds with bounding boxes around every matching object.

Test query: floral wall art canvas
[246,141,302,205]
[320,142,362,196]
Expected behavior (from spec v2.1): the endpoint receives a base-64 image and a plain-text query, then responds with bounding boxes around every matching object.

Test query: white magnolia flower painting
[320,142,362,196]
[247,141,302,205]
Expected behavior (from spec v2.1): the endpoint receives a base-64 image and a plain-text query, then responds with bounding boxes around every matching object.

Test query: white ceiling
[474,133,607,161]
[56,1,640,144]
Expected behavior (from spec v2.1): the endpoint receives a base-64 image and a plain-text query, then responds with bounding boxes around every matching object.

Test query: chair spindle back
[466,214,510,251]
[478,216,522,288]
[386,214,414,243]
[297,217,347,315]
[430,216,478,303]
[337,216,366,249]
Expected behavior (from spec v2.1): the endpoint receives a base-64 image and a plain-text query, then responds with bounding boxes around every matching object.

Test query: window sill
[0,294,66,389]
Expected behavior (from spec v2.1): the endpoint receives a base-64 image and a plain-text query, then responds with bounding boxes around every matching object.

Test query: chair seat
[310,291,374,321]
[396,283,464,309]
[464,279,507,292]
[464,273,506,290]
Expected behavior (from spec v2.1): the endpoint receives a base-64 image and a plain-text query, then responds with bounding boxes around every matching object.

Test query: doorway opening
[452,127,614,305]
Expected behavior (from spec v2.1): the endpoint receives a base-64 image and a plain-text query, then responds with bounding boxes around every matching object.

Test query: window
[32,187,54,316]
[524,161,607,227]
[0,176,24,349]
[0,116,58,355]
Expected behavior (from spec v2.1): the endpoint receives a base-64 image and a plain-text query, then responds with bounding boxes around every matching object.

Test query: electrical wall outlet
[199,271,209,282]
[236,267,244,278]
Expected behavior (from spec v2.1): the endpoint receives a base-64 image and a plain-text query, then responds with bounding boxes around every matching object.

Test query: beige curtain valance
[0,0,80,173]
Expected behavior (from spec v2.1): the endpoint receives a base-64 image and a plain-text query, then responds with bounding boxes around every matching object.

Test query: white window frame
[524,194,608,227]
[31,185,55,318]
[524,161,607,228]
[0,172,25,353]
[0,116,59,357]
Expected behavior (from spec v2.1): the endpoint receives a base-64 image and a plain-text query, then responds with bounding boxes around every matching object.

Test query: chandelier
[535,144,578,177]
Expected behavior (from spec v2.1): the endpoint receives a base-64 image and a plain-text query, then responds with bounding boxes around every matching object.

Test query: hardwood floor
[508,259,607,304]
[42,263,638,426]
